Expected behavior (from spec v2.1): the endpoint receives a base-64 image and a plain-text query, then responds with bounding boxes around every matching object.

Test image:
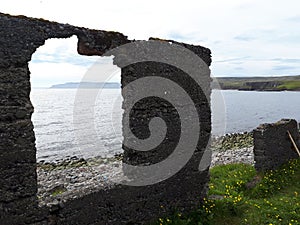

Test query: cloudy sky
[2,0,300,87]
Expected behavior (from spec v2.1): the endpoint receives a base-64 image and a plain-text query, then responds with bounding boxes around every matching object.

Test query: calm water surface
[30,89,300,161]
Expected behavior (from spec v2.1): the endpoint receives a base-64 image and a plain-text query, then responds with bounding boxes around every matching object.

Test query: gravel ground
[211,147,254,167]
[37,157,124,206]
[37,146,255,205]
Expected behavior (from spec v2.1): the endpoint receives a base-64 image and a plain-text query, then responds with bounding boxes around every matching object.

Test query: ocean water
[30,89,300,161]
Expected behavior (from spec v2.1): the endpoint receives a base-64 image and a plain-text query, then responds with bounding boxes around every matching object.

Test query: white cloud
[31,36,99,64]
[29,62,87,87]
[2,0,300,84]
[29,37,122,87]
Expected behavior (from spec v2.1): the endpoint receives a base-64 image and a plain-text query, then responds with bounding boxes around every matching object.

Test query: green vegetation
[212,75,300,91]
[154,159,300,225]
[51,187,66,196]
[278,81,300,90]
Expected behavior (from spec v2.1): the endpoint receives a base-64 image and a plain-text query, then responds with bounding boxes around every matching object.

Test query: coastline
[212,75,300,92]
[37,132,254,205]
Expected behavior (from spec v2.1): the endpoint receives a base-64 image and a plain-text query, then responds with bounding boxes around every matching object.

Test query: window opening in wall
[29,36,123,204]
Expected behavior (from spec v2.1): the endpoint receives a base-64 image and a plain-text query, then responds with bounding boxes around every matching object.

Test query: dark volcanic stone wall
[253,119,300,171]
[0,12,212,224]
[0,12,128,224]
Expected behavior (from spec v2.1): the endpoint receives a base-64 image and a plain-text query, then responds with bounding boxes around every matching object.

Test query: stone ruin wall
[0,13,212,224]
[253,119,300,172]
[2,11,300,225]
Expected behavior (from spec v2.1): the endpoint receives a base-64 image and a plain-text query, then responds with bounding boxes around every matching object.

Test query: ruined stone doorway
[29,36,123,203]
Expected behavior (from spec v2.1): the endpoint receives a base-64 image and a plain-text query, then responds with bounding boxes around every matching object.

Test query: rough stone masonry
[253,119,300,172]
[0,13,212,224]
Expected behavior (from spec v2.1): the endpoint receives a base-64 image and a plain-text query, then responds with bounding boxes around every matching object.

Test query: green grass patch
[277,81,300,90]
[51,187,66,196]
[153,159,300,225]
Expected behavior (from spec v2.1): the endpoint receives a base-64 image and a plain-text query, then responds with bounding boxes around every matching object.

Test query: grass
[153,159,300,225]
[277,81,300,90]
[51,188,66,196]
[213,76,300,91]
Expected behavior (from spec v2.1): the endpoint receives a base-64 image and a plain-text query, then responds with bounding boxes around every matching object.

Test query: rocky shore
[37,156,123,206]
[210,132,253,151]
[37,133,254,206]
[210,132,254,166]
[211,147,254,167]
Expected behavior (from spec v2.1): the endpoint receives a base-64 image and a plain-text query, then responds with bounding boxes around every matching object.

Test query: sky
[2,0,300,87]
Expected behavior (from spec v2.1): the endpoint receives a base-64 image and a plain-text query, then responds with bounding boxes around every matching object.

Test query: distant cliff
[50,82,120,89]
[52,76,300,91]
[212,75,300,91]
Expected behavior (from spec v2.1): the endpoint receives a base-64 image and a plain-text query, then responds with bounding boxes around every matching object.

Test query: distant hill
[212,75,300,91]
[50,82,120,89]
[51,75,300,91]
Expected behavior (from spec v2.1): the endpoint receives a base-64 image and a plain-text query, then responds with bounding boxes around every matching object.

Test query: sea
[30,89,300,162]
